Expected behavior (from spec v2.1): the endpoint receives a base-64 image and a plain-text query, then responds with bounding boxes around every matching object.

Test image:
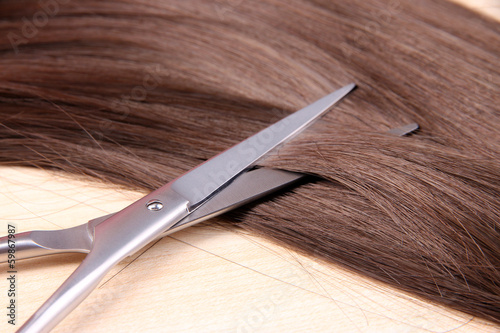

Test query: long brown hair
[1,0,499,325]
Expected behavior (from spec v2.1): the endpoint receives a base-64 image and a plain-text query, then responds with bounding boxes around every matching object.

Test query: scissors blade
[90,168,305,236]
[89,168,304,233]
[169,168,304,232]
[170,83,356,207]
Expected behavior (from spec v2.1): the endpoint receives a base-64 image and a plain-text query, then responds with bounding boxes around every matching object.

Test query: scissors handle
[19,247,113,332]
[0,232,57,262]
[0,224,93,263]
[18,185,190,333]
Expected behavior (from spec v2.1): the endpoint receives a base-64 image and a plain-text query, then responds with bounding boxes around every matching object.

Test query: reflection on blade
[170,84,356,207]
[167,168,304,234]
[85,169,304,237]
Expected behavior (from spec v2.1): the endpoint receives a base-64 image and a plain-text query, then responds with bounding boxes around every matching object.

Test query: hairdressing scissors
[0,83,419,332]
[0,84,356,332]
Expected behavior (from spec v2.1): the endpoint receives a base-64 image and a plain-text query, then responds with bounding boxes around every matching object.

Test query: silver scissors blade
[171,83,356,207]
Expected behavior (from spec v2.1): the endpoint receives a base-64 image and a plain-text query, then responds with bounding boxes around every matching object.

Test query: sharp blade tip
[337,83,357,97]
[325,83,356,104]
[387,122,420,136]
[346,82,357,90]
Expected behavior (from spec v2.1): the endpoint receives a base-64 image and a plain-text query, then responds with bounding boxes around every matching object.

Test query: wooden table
[1,1,499,332]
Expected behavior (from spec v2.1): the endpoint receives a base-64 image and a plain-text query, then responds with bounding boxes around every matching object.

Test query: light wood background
[1,1,499,332]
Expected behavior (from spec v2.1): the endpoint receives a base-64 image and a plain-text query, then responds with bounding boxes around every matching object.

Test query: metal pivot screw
[146,199,164,211]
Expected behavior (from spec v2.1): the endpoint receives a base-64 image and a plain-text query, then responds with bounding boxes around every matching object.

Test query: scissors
[0,83,417,332]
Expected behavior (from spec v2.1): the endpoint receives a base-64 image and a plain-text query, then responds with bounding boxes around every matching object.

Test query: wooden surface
[451,0,500,19]
[1,1,499,332]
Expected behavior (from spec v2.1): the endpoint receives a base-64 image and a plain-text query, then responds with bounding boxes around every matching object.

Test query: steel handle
[18,186,190,332]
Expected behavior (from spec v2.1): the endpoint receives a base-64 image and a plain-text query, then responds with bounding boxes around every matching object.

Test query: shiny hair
[1,0,499,324]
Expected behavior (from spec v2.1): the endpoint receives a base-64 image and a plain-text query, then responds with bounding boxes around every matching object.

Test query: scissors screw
[146,199,164,211]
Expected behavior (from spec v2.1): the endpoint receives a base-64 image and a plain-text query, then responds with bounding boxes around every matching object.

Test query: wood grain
[1,1,499,332]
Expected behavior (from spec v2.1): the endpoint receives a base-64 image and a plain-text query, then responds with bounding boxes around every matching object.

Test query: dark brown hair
[1,0,499,325]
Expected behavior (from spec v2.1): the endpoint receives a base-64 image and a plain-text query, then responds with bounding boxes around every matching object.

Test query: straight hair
[0,0,499,325]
